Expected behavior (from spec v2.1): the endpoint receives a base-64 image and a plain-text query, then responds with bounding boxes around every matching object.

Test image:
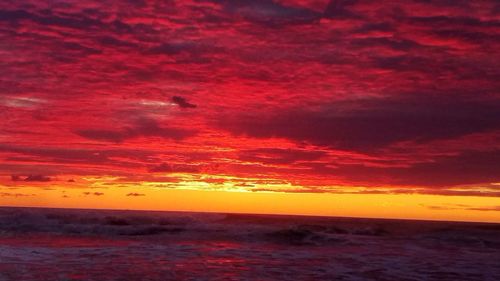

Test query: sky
[1,0,500,222]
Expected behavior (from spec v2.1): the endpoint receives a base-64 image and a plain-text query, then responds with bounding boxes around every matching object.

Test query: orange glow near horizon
[1,184,499,223]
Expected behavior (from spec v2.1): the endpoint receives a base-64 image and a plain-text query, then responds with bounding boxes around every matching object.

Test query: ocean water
[0,207,499,281]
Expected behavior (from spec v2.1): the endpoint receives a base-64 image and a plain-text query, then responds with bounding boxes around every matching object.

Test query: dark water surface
[0,207,499,280]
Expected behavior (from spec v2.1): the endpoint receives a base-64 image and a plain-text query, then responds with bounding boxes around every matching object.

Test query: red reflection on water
[0,235,133,248]
[180,240,253,279]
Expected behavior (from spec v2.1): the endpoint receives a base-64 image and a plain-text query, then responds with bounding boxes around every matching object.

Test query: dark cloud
[148,163,200,173]
[171,96,197,109]
[432,29,500,45]
[76,118,196,143]
[329,150,500,187]
[212,0,321,25]
[24,174,51,182]
[421,190,500,197]
[424,204,500,212]
[0,9,99,29]
[148,42,221,57]
[83,192,104,196]
[60,41,101,56]
[149,163,173,173]
[466,206,500,212]
[407,15,500,29]
[0,144,151,169]
[393,150,500,186]
[76,129,127,143]
[10,175,22,181]
[221,97,500,152]
[238,148,326,165]
[323,0,360,19]
[98,36,138,48]
[148,43,189,55]
[0,192,34,197]
[126,192,145,196]
[0,8,132,32]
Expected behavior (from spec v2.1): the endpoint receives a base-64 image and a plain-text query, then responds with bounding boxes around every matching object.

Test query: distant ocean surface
[0,207,499,281]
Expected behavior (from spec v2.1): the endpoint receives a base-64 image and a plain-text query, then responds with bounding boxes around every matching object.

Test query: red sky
[1,0,499,221]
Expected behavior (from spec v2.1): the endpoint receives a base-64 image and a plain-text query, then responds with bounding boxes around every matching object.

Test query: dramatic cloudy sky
[1,0,499,218]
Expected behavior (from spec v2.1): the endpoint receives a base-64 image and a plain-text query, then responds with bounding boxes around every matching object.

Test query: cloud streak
[171,96,197,109]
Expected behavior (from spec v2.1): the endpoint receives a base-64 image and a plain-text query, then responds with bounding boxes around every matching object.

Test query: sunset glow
[1,0,499,222]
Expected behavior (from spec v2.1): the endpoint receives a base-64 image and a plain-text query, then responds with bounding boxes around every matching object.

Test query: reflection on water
[0,207,499,280]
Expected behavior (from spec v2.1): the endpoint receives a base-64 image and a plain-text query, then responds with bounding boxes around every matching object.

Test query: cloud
[212,0,321,26]
[148,163,173,173]
[126,192,145,196]
[21,174,52,182]
[75,129,128,143]
[466,206,500,212]
[221,97,500,152]
[0,9,99,29]
[148,43,194,56]
[171,96,197,109]
[0,192,35,197]
[0,8,133,33]
[300,150,500,187]
[0,144,151,172]
[424,204,500,212]
[238,148,326,165]
[148,163,201,173]
[323,0,360,19]
[10,175,22,181]
[83,192,104,196]
[75,118,196,143]
[1,96,46,108]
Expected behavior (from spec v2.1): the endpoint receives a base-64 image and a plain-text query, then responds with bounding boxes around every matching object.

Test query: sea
[0,207,499,281]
